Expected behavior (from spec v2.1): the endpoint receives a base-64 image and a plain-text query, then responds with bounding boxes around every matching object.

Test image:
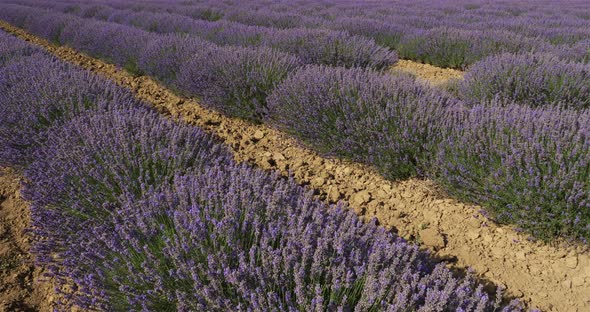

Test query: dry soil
[0,167,53,312]
[391,59,464,86]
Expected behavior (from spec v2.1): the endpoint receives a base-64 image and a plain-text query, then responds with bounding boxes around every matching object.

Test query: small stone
[562,280,572,289]
[350,190,371,207]
[565,256,578,269]
[273,152,286,161]
[312,158,324,167]
[467,217,481,228]
[381,184,392,192]
[467,230,480,240]
[419,228,446,249]
[572,276,585,287]
[328,187,341,202]
[515,251,526,261]
[253,130,265,140]
[510,289,524,298]
[375,188,387,199]
[311,177,326,188]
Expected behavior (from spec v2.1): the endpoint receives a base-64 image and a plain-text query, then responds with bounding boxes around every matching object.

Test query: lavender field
[1,0,590,311]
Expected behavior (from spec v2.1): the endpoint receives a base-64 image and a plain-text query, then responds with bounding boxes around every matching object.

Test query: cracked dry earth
[0,167,53,312]
[2,20,590,311]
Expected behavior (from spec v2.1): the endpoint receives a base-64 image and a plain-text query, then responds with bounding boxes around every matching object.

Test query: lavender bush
[224,8,324,29]
[0,29,40,65]
[138,34,216,86]
[24,104,232,214]
[58,18,150,74]
[553,39,590,63]
[328,17,410,50]
[433,104,590,241]
[24,11,76,44]
[262,28,397,69]
[24,106,232,291]
[396,27,548,69]
[267,65,457,180]
[461,53,590,108]
[0,52,138,167]
[177,46,302,122]
[47,164,519,311]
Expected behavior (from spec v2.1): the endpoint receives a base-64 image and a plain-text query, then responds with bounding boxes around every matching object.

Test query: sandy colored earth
[0,167,53,312]
[391,59,464,86]
[2,20,590,311]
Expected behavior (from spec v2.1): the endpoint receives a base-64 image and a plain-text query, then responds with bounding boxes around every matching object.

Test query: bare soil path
[0,168,53,312]
[391,59,464,86]
[1,20,589,311]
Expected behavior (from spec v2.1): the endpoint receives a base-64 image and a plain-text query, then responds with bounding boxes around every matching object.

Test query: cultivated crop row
[0,29,521,311]
[8,1,590,110]
[8,0,590,68]
[2,4,590,243]
[6,1,397,69]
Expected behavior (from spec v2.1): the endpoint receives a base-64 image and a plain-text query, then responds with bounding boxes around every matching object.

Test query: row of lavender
[0,30,520,311]
[9,0,590,69]
[2,5,590,242]
[7,1,590,110]
[4,0,397,70]
[6,0,590,107]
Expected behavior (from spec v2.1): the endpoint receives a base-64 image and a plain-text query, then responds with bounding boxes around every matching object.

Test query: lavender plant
[24,106,232,289]
[0,53,138,167]
[0,29,40,65]
[328,17,410,50]
[177,46,302,122]
[553,39,590,63]
[262,28,398,69]
[138,34,216,86]
[267,65,457,180]
[24,11,76,44]
[225,8,324,29]
[460,53,590,108]
[58,18,150,75]
[396,27,547,69]
[24,103,232,213]
[32,158,520,311]
[433,104,590,241]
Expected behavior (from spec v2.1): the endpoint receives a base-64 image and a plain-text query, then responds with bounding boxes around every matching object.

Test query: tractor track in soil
[1,20,589,311]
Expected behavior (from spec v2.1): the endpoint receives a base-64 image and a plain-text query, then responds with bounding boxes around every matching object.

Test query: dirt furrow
[0,168,53,311]
[2,20,589,311]
[391,59,464,86]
